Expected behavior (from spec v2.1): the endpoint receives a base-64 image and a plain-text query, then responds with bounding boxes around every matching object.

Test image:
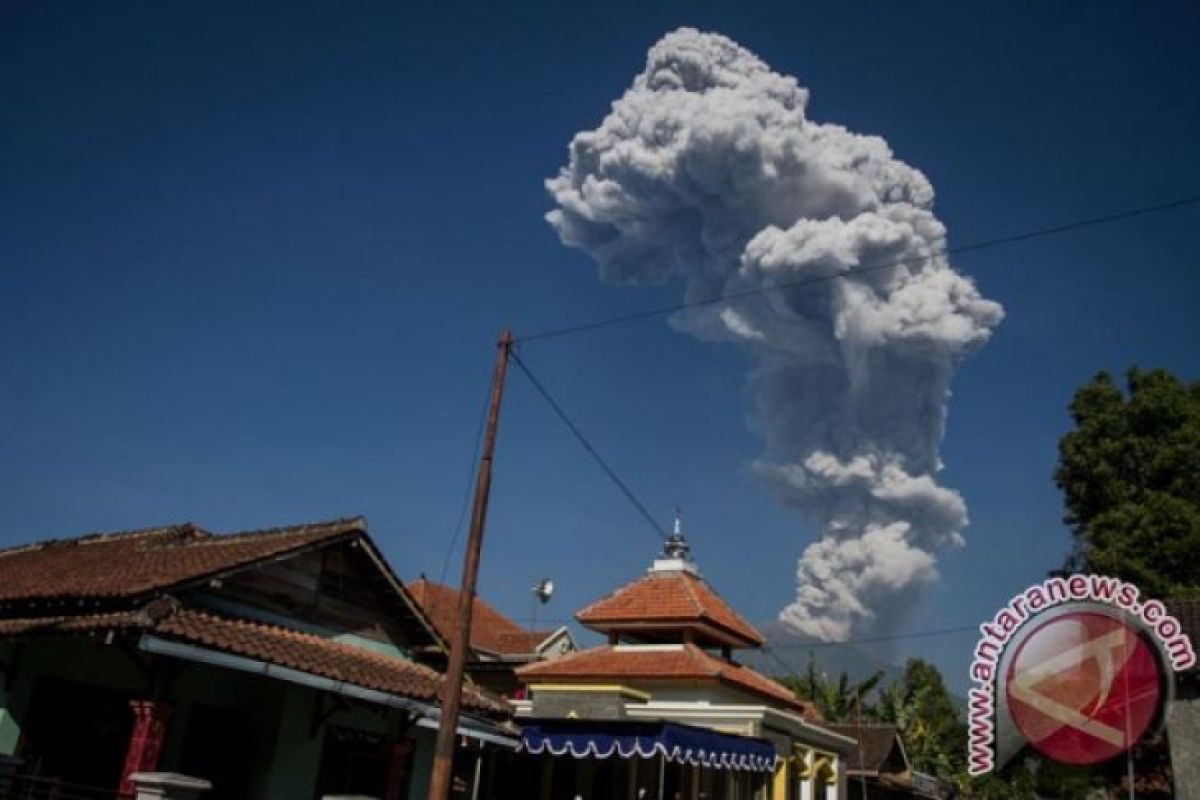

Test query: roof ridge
[0,523,210,559]
[0,516,365,559]
[195,516,366,546]
[678,571,707,617]
[682,642,725,678]
[682,570,761,636]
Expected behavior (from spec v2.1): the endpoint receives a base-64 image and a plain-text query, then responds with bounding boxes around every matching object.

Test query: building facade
[510,524,853,800]
[822,724,938,800]
[0,517,513,799]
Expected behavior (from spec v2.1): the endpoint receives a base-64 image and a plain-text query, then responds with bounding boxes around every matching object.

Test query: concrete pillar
[823,774,838,800]
[119,701,173,797]
[797,751,813,800]
[772,761,787,800]
[129,772,211,800]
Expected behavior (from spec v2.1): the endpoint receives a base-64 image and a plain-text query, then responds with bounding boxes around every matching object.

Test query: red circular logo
[1005,611,1162,765]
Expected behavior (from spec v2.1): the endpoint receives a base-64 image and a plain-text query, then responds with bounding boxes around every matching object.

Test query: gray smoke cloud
[546,28,1003,641]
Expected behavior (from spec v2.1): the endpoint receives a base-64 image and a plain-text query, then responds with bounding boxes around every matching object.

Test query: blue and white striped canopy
[519,720,779,773]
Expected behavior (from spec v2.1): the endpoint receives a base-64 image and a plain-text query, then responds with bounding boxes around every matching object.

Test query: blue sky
[2,1,1198,691]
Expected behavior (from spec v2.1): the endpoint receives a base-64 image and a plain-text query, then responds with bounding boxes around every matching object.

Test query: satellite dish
[533,578,554,604]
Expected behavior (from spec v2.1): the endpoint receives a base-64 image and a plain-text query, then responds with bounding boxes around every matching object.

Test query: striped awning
[520,719,778,772]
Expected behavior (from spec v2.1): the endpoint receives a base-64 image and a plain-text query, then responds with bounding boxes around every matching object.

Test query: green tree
[776,659,885,721]
[779,658,965,778]
[877,659,966,777]
[1055,368,1200,596]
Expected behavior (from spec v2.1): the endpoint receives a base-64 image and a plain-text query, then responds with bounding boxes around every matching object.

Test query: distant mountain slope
[742,620,967,714]
[741,620,907,695]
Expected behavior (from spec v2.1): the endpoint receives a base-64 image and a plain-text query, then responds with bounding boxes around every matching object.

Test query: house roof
[575,569,764,648]
[823,723,908,775]
[0,518,365,605]
[407,577,556,658]
[0,600,505,715]
[516,643,817,719]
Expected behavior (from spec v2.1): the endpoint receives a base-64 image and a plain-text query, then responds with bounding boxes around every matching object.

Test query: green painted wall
[260,684,325,799]
[408,727,437,800]
[0,644,20,755]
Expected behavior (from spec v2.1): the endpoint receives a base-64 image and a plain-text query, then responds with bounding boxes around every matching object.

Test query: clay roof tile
[575,571,764,647]
[407,577,552,657]
[0,518,365,604]
[516,643,815,719]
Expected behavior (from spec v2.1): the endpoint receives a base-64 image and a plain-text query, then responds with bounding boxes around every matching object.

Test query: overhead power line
[510,618,980,647]
[766,624,980,649]
[509,348,668,541]
[425,374,493,628]
[437,382,491,585]
[516,193,1200,344]
[761,643,808,686]
[504,619,978,652]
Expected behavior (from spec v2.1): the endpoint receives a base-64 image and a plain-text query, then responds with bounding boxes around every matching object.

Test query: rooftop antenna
[531,578,554,630]
[533,578,555,604]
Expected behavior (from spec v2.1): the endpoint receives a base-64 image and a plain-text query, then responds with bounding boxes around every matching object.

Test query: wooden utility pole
[426,328,513,800]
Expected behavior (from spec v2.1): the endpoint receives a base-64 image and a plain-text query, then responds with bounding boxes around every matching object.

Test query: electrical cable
[509,348,668,541]
[497,195,1199,674]
[426,372,493,629]
[516,194,1200,344]
[766,624,980,648]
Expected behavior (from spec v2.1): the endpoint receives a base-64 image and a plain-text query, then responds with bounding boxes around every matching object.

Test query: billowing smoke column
[546,28,1003,641]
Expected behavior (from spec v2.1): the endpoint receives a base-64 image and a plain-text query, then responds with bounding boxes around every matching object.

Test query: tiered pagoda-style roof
[518,642,814,717]
[574,522,764,649]
[518,521,818,720]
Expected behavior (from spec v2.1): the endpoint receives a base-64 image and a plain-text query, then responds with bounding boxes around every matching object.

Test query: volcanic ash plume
[545,28,1003,640]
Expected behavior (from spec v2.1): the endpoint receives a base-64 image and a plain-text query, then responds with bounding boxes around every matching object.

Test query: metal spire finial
[662,505,691,561]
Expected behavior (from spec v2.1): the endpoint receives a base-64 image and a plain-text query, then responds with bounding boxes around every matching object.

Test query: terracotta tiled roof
[407,577,554,657]
[0,518,364,604]
[575,570,764,647]
[516,643,816,719]
[0,602,505,715]
[158,609,505,714]
[495,630,554,654]
[823,723,907,774]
